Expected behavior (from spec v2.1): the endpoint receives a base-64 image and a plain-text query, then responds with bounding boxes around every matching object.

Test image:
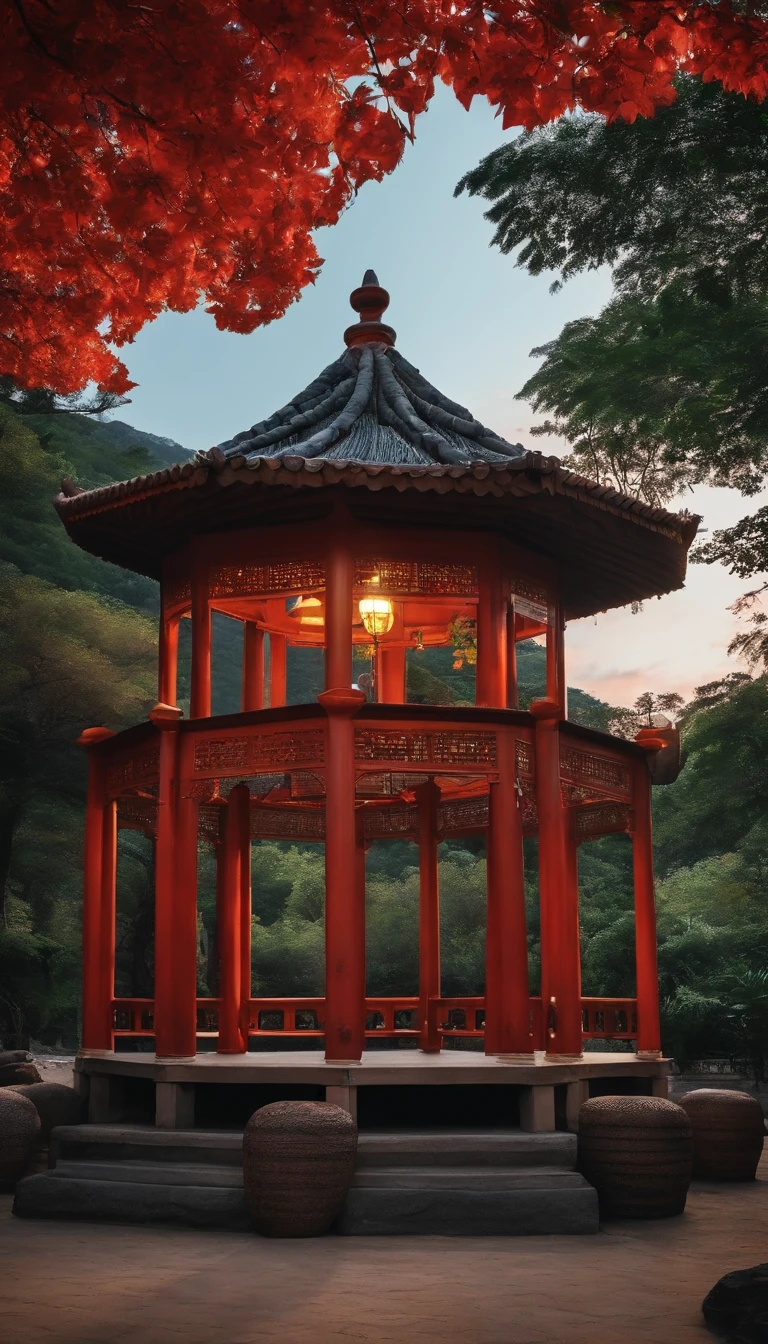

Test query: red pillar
[319,688,366,1062]
[546,600,567,717]
[151,703,196,1060]
[79,727,116,1053]
[99,800,117,1051]
[485,730,533,1057]
[242,623,265,712]
[379,646,406,703]
[476,561,507,708]
[325,538,353,692]
[418,779,441,1052]
[159,613,180,707]
[506,603,518,709]
[632,756,662,1057]
[239,796,252,1052]
[191,564,212,719]
[269,633,287,708]
[218,784,249,1053]
[531,699,583,1059]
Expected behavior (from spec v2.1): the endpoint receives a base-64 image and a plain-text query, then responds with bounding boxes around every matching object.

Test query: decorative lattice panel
[209,560,324,599]
[363,807,418,840]
[355,772,429,797]
[163,577,192,610]
[355,729,496,768]
[515,740,534,778]
[438,797,489,834]
[193,730,324,777]
[106,743,160,796]
[511,575,549,607]
[117,797,157,835]
[356,559,478,596]
[198,804,224,846]
[559,745,632,799]
[520,778,538,830]
[250,808,325,841]
[573,802,633,842]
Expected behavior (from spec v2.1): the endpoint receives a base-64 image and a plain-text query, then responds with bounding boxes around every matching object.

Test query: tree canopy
[458,72,768,592]
[3,3,768,395]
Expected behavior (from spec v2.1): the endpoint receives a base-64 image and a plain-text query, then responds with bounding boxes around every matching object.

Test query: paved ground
[4,1155,768,1344]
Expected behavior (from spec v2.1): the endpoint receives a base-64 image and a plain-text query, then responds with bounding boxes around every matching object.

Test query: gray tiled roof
[216,342,526,468]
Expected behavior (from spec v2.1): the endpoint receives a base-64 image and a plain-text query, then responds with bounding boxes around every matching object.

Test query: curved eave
[54,451,700,620]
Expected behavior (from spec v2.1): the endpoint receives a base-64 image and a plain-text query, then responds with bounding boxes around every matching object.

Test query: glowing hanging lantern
[358,596,394,638]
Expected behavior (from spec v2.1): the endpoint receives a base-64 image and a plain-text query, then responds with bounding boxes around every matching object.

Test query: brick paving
[4,1153,767,1344]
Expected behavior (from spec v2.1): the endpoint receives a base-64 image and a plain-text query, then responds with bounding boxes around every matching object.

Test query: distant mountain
[97,418,190,466]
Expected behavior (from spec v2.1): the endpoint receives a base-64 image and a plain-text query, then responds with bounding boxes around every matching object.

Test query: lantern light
[358,597,394,638]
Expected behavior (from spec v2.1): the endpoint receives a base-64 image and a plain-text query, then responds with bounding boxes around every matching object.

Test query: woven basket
[0,1091,41,1191]
[578,1095,693,1218]
[679,1089,765,1181]
[243,1101,358,1237]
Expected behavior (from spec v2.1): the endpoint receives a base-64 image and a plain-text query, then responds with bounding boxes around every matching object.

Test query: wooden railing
[112,994,637,1046]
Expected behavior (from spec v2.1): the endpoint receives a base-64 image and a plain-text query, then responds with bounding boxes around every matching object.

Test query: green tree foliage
[457,75,768,581]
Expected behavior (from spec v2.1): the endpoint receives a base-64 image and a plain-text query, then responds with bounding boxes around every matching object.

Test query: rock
[0,1050,31,1068]
[702,1264,768,1342]
[0,1062,42,1087]
[7,1083,82,1141]
[577,1095,693,1219]
[0,1091,41,1190]
[243,1101,358,1237]
[679,1089,765,1181]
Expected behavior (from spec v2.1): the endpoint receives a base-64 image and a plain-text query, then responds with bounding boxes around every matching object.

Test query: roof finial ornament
[344,270,396,349]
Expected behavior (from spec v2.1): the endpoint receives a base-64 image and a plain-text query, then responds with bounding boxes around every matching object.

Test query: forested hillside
[1,404,766,1074]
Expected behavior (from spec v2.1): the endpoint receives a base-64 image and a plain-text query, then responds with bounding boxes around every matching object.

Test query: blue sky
[111,86,761,706]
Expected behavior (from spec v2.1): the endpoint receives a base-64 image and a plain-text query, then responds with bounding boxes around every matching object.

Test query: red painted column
[239,794,253,1052]
[99,800,117,1051]
[169,785,200,1059]
[378,646,406,703]
[159,612,180,707]
[218,784,249,1053]
[485,729,533,1057]
[191,563,212,719]
[418,779,441,1052]
[546,599,567,717]
[325,537,353,692]
[355,811,368,1041]
[476,561,507,708]
[269,633,287,708]
[78,727,115,1053]
[319,688,366,1062]
[506,603,518,710]
[632,755,662,1057]
[242,623,265,711]
[150,703,191,1059]
[531,699,583,1059]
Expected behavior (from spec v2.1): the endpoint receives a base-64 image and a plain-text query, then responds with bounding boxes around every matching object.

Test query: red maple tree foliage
[2,1,768,395]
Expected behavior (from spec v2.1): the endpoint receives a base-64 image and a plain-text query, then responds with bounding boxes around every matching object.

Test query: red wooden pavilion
[57,272,698,1075]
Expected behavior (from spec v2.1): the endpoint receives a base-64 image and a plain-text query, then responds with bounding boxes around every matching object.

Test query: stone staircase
[13,1125,598,1235]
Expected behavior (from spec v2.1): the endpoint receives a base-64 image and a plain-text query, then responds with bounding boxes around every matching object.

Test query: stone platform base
[74,1049,670,1133]
[14,1125,598,1236]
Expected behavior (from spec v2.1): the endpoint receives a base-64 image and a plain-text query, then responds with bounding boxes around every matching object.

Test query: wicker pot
[0,1091,41,1191]
[243,1101,358,1237]
[7,1083,83,1142]
[679,1089,765,1181]
[578,1095,693,1219]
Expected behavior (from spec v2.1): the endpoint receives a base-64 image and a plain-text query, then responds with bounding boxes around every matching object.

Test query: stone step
[13,1172,250,1231]
[53,1159,244,1188]
[351,1165,585,1190]
[356,1130,577,1168]
[338,1174,599,1236]
[50,1125,243,1168]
